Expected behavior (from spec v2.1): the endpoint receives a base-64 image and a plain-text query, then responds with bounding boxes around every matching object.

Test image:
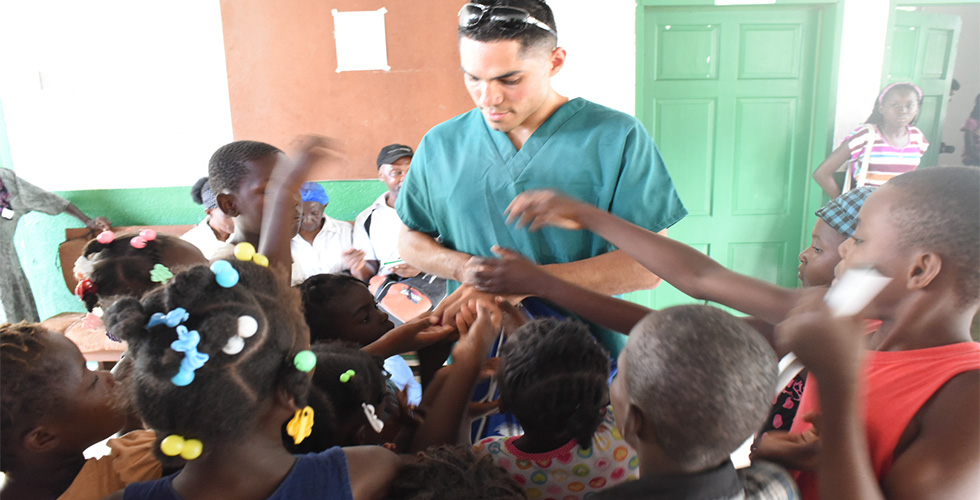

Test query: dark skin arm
[408,300,500,452]
[778,291,980,499]
[504,190,800,325]
[472,246,650,334]
[812,142,852,198]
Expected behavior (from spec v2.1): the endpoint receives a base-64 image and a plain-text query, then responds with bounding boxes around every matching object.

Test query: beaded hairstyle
[103,259,311,466]
[75,232,205,312]
[387,445,528,500]
[498,318,610,450]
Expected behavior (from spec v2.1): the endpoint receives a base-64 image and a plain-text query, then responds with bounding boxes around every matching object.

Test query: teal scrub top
[397,98,687,354]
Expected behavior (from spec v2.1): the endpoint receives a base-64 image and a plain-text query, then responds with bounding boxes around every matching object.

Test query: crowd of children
[1,12,977,499]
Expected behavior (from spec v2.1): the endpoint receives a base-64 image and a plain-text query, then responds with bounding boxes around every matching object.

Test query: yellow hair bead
[180,439,203,460]
[234,242,256,261]
[252,253,269,267]
[160,435,184,456]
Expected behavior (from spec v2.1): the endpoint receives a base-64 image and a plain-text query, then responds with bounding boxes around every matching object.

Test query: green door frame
[635,0,845,256]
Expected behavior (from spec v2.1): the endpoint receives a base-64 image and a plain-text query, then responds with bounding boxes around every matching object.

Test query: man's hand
[391,263,421,278]
[342,248,367,272]
[505,189,598,231]
[433,284,522,328]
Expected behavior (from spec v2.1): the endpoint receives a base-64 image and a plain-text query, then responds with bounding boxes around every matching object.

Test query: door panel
[883,10,961,167]
[627,6,820,311]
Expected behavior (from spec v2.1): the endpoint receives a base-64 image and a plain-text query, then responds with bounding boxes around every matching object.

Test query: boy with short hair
[774,166,980,499]
[599,305,795,499]
[208,140,283,250]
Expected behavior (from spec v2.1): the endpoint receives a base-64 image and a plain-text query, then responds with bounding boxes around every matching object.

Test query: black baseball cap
[377,144,414,169]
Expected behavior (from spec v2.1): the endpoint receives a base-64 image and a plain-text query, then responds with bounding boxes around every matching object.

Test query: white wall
[550,0,638,115]
[833,0,893,144]
[0,0,234,190]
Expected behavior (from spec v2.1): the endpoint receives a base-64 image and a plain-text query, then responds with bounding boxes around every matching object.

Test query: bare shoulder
[884,369,979,500]
[344,446,402,500]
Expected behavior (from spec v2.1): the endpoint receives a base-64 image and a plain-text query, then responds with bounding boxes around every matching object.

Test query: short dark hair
[103,260,311,467]
[625,306,776,470]
[208,140,281,194]
[387,445,528,500]
[0,324,65,471]
[498,318,609,449]
[458,0,558,53]
[299,273,367,343]
[887,167,980,305]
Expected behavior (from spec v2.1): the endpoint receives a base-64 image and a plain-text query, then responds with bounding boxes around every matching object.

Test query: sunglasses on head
[458,3,557,37]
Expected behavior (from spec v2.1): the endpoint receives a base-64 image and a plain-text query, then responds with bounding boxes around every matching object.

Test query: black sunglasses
[458,3,557,37]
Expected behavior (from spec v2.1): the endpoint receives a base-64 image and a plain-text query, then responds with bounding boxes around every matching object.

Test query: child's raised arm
[258,135,343,277]
[409,301,501,452]
[505,190,798,325]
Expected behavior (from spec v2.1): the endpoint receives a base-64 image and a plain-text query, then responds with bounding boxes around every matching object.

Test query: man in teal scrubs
[396,0,686,353]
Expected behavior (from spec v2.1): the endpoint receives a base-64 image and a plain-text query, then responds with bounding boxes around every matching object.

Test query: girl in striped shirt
[813,82,928,197]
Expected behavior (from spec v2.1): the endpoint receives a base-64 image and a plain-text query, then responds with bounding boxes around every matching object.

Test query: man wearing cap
[395,0,686,352]
[349,144,423,282]
[290,181,354,284]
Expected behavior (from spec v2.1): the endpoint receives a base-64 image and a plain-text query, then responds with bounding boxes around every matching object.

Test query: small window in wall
[332,8,390,72]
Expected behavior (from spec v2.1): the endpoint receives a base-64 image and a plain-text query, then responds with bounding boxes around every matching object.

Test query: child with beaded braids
[472,318,639,499]
[102,257,400,500]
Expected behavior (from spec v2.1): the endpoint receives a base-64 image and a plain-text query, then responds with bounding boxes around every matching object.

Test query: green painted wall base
[14,180,388,319]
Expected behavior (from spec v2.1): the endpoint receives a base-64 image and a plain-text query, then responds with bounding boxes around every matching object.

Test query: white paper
[332,8,390,72]
[824,267,891,317]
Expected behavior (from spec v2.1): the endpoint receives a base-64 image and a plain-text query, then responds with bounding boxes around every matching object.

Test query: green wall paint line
[13,180,388,320]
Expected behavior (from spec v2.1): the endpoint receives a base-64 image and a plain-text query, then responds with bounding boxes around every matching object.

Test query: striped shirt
[844,125,928,188]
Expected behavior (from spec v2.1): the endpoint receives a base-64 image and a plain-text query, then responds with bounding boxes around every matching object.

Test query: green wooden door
[627,5,821,310]
[883,9,961,168]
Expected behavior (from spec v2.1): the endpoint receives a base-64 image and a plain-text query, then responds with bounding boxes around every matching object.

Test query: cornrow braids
[286,340,387,452]
[103,259,311,467]
[207,140,281,195]
[498,319,610,450]
[80,232,204,312]
[299,273,367,343]
[0,323,63,471]
[388,445,528,500]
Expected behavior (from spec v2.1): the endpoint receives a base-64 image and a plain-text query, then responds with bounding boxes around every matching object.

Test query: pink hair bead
[96,230,115,244]
[130,236,147,249]
[139,228,157,241]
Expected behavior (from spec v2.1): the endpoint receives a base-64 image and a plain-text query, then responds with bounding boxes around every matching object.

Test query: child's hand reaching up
[452,300,502,364]
[505,189,601,231]
[776,289,866,386]
[363,314,458,359]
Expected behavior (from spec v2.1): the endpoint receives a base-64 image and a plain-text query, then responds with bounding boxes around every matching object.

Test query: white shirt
[352,193,403,276]
[290,215,353,284]
[180,217,227,261]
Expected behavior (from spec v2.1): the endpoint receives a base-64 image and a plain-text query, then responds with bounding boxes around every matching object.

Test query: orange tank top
[791,341,980,500]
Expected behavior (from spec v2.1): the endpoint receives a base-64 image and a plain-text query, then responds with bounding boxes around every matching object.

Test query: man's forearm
[397,224,472,281]
[539,247,662,296]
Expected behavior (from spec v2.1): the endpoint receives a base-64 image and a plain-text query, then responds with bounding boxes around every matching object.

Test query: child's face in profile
[798,219,846,288]
[325,283,395,346]
[38,331,128,453]
[836,187,906,311]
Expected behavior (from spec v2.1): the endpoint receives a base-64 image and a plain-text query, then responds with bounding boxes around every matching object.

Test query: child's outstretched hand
[364,314,458,359]
[776,289,865,385]
[470,246,554,296]
[505,189,598,231]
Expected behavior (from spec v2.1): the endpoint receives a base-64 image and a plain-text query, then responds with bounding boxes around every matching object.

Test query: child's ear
[907,251,942,290]
[23,426,60,454]
[216,193,239,218]
[621,402,647,445]
[276,386,298,412]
